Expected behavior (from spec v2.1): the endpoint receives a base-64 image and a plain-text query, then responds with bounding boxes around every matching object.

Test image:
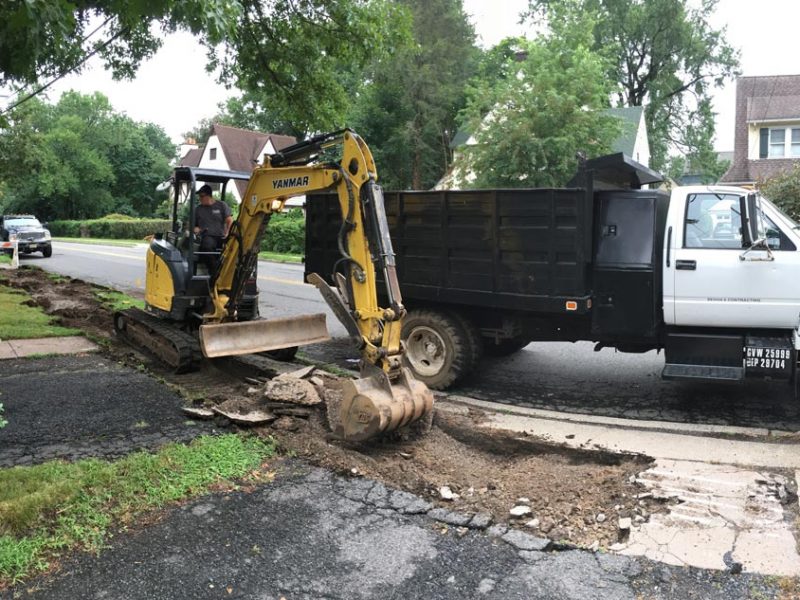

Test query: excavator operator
[194,184,232,270]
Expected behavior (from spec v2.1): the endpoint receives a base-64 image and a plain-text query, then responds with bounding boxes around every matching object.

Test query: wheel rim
[405,325,447,377]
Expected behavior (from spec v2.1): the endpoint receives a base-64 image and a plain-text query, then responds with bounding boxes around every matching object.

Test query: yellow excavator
[114,130,433,441]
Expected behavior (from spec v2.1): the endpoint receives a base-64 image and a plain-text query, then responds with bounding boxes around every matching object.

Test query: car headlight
[43,231,51,241]
[8,233,17,241]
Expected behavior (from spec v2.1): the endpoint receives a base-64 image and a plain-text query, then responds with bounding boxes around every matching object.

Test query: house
[179,123,301,207]
[435,105,651,190]
[720,75,800,186]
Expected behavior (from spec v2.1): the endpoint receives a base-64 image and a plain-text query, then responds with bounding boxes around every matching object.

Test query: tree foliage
[527,0,740,176]
[348,0,478,190]
[455,17,620,188]
[0,1,409,132]
[0,91,175,219]
[759,165,800,222]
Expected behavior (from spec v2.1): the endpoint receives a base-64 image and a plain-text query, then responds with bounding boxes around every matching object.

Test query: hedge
[49,219,172,240]
[49,213,306,255]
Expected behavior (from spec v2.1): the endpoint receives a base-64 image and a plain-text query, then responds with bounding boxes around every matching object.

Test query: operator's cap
[197,184,213,197]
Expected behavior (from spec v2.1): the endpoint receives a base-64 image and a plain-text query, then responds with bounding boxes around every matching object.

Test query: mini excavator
[114,130,433,441]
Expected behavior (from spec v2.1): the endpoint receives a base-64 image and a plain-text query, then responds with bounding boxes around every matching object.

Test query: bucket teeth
[336,368,434,442]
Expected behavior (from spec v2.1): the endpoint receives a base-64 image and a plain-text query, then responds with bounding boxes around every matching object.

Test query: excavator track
[114,308,202,373]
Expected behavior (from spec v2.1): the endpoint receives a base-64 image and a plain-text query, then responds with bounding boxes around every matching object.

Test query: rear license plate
[28,244,37,249]
[744,346,793,379]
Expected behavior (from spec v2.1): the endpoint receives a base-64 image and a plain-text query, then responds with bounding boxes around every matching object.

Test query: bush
[49,219,172,240]
[99,213,136,221]
[260,209,305,254]
[759,165,800,221]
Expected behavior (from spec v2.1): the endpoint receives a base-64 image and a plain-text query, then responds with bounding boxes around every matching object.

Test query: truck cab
[662,186,800,383]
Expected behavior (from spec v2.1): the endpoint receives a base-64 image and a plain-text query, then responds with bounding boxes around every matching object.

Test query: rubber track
[114,308,202,373]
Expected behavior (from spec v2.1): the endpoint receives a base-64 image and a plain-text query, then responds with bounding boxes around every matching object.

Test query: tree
[0,91,174,219]
[527,0,740,175]
[759,165,800,221]
[0,1,409,132]
[348,0,478,190]
[455,19,620,188]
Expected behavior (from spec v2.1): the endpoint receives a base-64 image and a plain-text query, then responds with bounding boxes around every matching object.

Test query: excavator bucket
[199,313,330,358]
[335,367,435,442]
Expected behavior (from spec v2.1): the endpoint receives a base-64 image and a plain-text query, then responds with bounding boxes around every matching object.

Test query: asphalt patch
[0,355,213,466]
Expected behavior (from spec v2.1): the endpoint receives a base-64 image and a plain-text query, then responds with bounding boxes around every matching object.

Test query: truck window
[683,194,744,249]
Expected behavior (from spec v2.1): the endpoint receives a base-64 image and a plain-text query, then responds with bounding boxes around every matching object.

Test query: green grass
[93,289,145,312]
[257,251,303,264]
[53,237,143,248]
[0,255,12,265]
[0,434,276,586]
[0,286,80,340]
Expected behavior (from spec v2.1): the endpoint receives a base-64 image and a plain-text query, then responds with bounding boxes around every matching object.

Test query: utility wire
[0,17,123,117]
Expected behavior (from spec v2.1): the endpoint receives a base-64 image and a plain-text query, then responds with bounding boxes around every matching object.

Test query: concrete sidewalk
[0,336,97,360]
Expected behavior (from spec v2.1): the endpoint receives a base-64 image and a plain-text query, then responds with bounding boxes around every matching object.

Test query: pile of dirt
[193,363,662,548]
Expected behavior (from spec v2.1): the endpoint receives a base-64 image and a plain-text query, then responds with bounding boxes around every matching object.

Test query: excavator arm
[198,130,433,440]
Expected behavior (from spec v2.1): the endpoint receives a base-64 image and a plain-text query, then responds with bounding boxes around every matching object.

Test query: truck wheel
[483,336,531,357]
[451,311,483,370]
[402,309,473,390]
[42,246,52,258]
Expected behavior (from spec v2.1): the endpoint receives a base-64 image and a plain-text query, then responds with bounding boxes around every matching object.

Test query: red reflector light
[565,300,578,311]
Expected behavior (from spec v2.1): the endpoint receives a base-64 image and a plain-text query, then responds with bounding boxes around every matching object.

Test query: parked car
[0,215,52,257]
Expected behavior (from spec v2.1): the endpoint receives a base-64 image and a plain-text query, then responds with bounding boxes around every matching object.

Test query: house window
[770,129,785,157]
[210,148,217,160]
[792,129,800,156]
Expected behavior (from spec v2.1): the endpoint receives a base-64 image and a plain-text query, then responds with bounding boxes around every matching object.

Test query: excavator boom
[198,130,434,440]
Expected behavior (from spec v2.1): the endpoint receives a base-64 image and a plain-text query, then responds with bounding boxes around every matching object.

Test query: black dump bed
[305,187,594,313]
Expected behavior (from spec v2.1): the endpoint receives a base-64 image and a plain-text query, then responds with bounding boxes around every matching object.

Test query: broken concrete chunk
[525,518,540,529]
[509,505,532,518]
[284,365,316,379]
[263,373,322,406]
[596,513,606,523]
[439,486,455,501]
[182,406,216,420]
[516,497,531,505]
[468,512,493,529]
[501,529,550,552]
[211,407,276,425]
[618,517,632,530]
[428,508,472,527]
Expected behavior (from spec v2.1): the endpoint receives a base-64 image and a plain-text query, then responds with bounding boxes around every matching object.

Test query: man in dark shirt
[193,184,233,271]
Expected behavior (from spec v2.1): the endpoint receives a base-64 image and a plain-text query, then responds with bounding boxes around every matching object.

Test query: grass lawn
[93,289,145,312]
[0,286,80,340]
[258,251,303,264]
[53,237,144,248]
[0,255,12,265]
[0,434,276,586]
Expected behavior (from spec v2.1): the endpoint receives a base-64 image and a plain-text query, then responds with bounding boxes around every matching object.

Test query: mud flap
[199,314,330,358]
[336,367,434,441]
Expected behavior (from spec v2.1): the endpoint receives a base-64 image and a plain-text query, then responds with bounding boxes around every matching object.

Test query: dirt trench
[1,266,663,548]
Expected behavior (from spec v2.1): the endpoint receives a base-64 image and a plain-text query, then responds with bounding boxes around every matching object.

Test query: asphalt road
[28,241,800,432]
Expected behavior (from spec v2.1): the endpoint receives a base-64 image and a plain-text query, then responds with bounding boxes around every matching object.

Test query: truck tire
[451,311,483,370]
[42,246,52,258]
[483,336,531,357]
[401,309,474,390]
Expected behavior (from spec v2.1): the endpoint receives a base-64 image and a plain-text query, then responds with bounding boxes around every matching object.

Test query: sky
[18,0,800,151]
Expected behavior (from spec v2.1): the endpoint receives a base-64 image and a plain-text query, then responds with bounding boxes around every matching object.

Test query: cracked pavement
[13,460,791,600]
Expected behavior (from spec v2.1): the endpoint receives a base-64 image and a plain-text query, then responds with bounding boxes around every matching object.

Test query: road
[29,241,800,432]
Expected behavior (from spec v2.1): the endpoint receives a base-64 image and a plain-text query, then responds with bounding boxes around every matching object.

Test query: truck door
[671,192,800,328]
